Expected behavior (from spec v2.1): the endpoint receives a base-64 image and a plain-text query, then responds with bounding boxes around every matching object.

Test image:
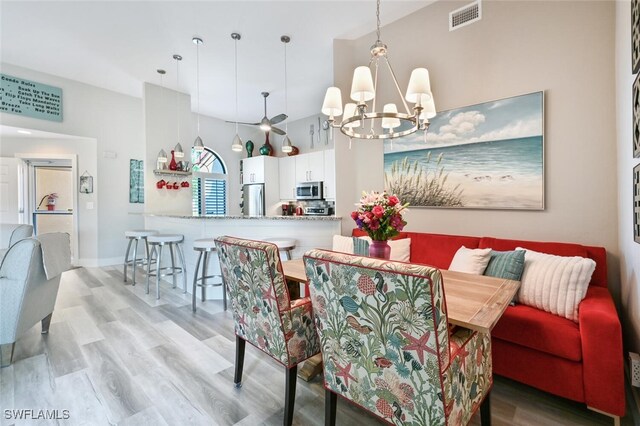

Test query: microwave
[295,181,323,200]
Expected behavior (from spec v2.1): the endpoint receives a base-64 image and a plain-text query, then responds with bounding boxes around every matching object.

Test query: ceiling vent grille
[450,0,482,31]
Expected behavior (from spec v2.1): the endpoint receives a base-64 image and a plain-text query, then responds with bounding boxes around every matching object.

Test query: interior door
[0,157,20,223]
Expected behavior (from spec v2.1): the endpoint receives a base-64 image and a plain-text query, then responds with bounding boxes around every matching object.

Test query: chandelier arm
[371,60,379,132]
[383,56,412,115]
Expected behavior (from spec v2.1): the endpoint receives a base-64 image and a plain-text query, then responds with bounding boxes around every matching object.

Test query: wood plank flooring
[0,266,635,425]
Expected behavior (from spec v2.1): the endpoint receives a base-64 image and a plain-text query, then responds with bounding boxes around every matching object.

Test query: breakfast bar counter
[143,213,341,300]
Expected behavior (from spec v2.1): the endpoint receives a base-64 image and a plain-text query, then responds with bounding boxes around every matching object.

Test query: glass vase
[369,240,391,260]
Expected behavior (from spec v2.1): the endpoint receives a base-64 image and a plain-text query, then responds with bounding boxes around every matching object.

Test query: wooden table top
[282,258,519,334]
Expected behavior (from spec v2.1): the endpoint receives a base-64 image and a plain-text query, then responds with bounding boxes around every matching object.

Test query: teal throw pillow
[483,249,525,281]
[353,237,370,256]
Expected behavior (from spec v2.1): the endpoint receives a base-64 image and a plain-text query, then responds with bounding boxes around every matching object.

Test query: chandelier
[321,0,436,141]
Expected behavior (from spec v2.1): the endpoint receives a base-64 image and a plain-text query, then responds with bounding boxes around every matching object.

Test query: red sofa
[352,229,625,418]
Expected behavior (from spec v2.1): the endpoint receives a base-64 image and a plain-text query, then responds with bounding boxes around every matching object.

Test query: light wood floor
[0,266,635,425]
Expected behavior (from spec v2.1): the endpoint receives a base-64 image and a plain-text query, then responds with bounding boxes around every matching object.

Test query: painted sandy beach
[383,92,544,209]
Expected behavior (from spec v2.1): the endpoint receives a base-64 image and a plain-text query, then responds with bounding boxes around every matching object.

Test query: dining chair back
[304,249,492,426]
[215,236,320,426]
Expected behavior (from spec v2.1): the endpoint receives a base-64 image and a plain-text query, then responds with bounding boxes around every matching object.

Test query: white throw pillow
[332,235,354,253]
[448,246,492,275]
[359,237,411,262]
[516,247,596,322]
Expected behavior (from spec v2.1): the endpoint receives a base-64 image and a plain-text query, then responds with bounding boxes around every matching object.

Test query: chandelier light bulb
[382,103,401,129]
[405,68,432,104]
[350,66,375,102]
[322,87,343,117]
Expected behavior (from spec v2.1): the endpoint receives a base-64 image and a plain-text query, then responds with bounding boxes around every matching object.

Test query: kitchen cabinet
[242,156,277,184]
[295,151,324,183]
[323,149,336,200]
[279,156,296,200]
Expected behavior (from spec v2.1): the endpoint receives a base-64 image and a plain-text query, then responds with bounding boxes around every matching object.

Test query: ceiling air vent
[449,0,482,31]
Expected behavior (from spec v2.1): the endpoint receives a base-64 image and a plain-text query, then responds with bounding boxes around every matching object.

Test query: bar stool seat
[264,238,296,260]
[123,229,158,286]
[146,234,187,299]
[192,238,226,312]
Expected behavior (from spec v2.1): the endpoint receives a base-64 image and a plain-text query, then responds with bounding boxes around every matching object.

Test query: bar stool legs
[123,230,156,285]
[145,234,187,300]
[192,239,227,313]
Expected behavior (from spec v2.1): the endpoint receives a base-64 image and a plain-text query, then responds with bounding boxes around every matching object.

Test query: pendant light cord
[196,41,201,134]
[176,59,180,141]
[284,40,288,133]
[234,37,239,135]
[376,0,381,42]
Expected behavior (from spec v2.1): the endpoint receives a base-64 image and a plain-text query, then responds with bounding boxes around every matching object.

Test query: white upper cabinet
[242,156,276,184]
[323,149,336,200]
[295,151,324,183]
[278,156,296,200]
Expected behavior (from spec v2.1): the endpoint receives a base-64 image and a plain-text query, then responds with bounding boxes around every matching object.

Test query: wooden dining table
[282,258,520,381]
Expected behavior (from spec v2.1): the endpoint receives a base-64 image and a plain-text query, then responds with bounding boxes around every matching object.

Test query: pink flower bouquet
[351,191,408,241]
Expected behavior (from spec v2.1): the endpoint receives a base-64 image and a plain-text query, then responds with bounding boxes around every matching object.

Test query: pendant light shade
[231,134,243,152]
[419,94,437,120]
[230,32,244,153]
[174,142,184,158]
[322,87,343,117]
[405,68,432,104]
[343,103,360,128]
[193,136,204,151]
[193,36,205,152]
[282,135,293,153]
[350,66,375,102]
[382,103,400,129]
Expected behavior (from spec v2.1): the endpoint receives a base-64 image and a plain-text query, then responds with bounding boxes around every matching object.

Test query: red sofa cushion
[479,237,607,288]
[493,304,582,362]
[406,232,480,269]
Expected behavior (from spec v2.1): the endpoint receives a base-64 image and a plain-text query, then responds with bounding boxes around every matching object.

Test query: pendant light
[173,54,184,158]
[321,0,434,142]
[230,33,243,152]
[281,35,293,153]
[192,36,205,151]
[156,69,169,169]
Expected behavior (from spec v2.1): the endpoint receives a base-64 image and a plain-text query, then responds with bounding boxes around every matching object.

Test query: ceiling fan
[229,92,287,135]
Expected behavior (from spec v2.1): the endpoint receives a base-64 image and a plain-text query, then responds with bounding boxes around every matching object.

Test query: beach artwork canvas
[384,91,544,210]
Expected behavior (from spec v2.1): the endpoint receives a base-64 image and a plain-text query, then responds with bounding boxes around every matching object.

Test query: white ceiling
[0,1,430,124]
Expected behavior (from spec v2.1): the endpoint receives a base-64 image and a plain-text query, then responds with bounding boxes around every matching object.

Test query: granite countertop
[143,213,342,221]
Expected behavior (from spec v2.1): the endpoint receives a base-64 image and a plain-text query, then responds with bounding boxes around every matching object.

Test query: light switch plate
[86,201,94,210]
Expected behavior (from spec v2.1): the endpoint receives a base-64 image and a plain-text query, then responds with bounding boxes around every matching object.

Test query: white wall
[333,2,620,298]
[0,63,145,265]
[616,0,640,354]
[143,82,256,216]
[0,137,99,263]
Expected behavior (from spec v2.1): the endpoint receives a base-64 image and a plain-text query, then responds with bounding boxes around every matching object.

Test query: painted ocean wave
[383,136,543,180]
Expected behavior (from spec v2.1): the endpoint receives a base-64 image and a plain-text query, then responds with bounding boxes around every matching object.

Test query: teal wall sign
[0,74,63,122]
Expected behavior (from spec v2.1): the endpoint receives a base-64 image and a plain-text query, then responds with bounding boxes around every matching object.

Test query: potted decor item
[245,140,254,157]
[351,191,408,259]
[259,131,274,156]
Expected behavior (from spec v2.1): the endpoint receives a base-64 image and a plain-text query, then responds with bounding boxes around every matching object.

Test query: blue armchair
[0,232,70,367]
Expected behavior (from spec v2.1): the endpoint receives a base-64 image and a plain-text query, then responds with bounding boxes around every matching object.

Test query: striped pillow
[353,237,370,256]
[483,250,526,281]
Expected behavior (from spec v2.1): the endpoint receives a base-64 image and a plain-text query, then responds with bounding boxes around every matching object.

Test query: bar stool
[192,238,227,313]
[123,229,158,285]
[264,238,296,260]
[146,234,187,300]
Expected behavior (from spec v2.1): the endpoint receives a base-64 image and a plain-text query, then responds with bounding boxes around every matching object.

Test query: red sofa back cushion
[479,237,607,288]
[351,229,480,270]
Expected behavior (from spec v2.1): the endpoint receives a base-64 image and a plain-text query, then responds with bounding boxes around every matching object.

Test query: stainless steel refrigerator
[242,183,265,216]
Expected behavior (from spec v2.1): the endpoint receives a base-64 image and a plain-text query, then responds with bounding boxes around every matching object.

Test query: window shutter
[204,178,226,215]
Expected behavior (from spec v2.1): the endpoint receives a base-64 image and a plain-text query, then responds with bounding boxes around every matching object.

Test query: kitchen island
[143,214,342,300]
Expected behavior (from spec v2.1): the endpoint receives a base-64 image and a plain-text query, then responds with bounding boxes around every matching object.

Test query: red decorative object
[156,179,166,189]
[172,182,179,189]
[287,146,300,156]
[169,150,178,170]
[368,240,391,259]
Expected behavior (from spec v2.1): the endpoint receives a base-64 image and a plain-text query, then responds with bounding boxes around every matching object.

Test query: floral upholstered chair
[304,249,492,426]
[215,236,320,426]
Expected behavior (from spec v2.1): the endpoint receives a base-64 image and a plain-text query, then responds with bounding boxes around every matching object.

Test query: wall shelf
[153,169,192,177]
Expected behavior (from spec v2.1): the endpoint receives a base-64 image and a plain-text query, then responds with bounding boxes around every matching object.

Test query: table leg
[297,353,323,382]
